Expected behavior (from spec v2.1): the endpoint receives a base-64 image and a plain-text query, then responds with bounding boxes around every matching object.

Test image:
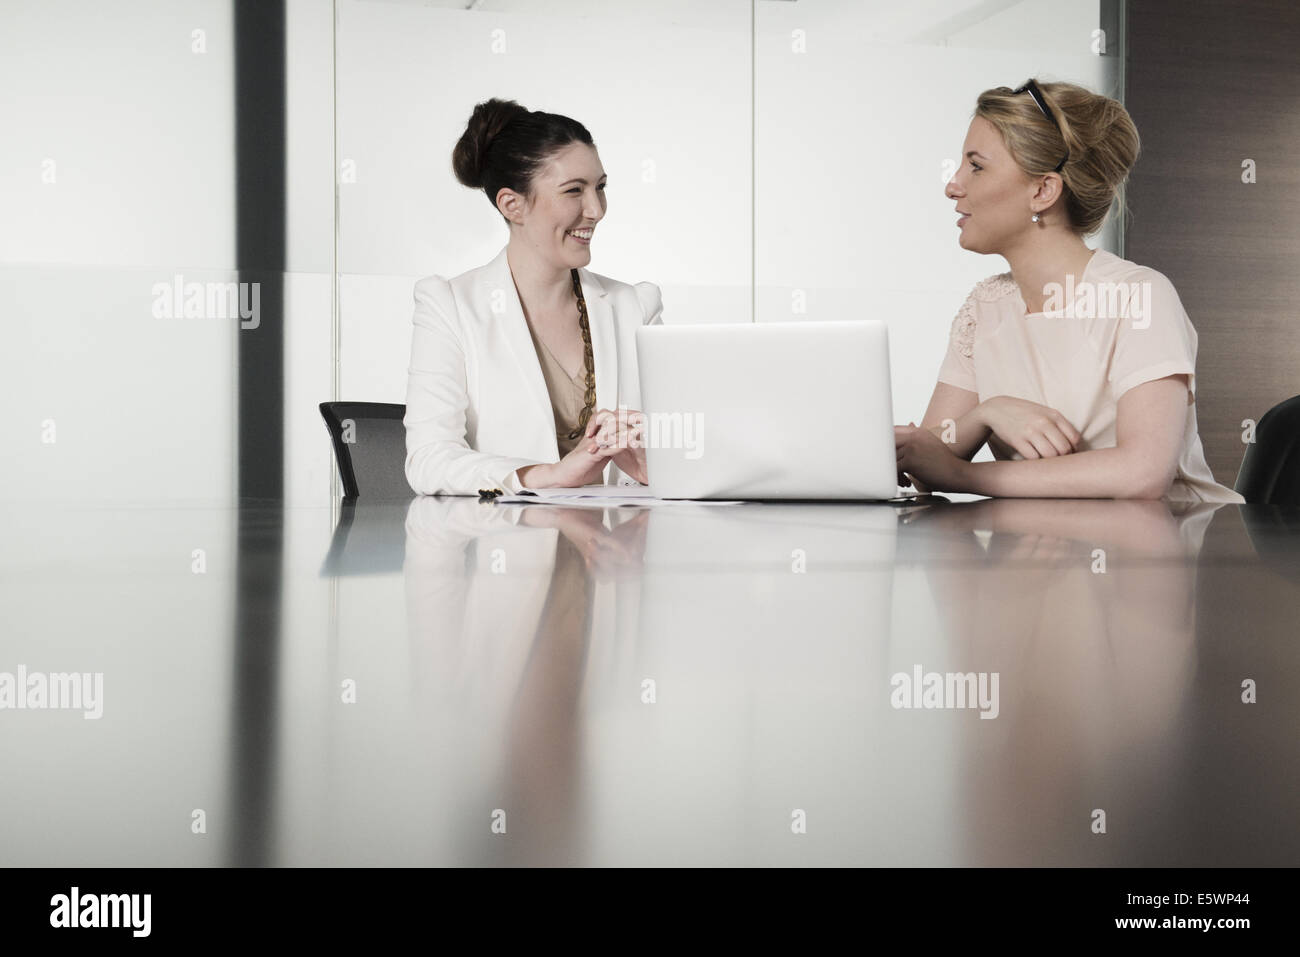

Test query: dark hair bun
[450,97,595,220]
[452,98,528,190]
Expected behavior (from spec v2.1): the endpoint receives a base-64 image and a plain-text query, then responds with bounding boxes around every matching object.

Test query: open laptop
[634,320,899,500]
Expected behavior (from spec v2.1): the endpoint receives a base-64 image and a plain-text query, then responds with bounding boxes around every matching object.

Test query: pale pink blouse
[936,249,1244,504]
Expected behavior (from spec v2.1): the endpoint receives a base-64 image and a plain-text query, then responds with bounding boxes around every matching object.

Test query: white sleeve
[403,278,544,496]
[610,281,664,487]
[635,281,664,327]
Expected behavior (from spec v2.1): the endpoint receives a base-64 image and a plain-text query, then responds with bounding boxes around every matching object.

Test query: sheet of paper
[519,484,658,499]
[496,485,743,507]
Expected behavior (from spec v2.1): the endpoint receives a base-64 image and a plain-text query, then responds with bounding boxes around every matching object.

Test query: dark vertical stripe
[236,0,286,501]
[229,0,287,867]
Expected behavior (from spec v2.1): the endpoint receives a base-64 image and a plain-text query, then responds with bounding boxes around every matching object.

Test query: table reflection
[8,497,1293,867]
[403,500,651,865]
[901,499,1218,865]
[375,496,1297,864]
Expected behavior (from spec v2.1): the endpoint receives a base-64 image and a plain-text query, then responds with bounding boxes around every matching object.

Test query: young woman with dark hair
[404,98,662,496]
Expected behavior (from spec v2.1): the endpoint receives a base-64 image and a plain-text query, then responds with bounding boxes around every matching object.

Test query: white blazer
[404,244,664,495]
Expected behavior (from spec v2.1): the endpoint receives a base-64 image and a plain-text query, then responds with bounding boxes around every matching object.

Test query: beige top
[525,321,588,458]
[936,249,1244,504]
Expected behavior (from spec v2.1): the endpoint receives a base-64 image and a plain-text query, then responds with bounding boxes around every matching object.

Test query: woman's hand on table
[896,423,971,492]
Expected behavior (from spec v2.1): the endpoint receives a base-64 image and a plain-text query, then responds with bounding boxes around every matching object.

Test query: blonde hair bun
[976,80,1140,236]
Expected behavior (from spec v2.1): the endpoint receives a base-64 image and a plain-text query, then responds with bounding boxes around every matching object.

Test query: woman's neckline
[1017,248,1104,318]
[531,323,586,383]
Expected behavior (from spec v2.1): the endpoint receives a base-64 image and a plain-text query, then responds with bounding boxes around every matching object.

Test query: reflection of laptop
[635,321,898,500]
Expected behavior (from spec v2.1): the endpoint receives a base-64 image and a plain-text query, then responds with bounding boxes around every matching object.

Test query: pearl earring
[1031,213,1041,223]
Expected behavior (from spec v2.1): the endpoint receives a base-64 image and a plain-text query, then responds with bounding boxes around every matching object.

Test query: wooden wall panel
[1125,0,1300,486]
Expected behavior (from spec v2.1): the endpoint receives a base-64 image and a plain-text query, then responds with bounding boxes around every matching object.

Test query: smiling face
[945,116,1040,255]
[504,141,607,270]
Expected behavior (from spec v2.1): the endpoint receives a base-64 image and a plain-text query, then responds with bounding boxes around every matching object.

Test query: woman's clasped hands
[896,396,1083,492]
[584,407,649,485]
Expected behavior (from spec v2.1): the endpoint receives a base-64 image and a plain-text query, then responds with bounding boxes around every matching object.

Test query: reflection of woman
[404,98,662,496]
[402,497,649,864]
[910,497,1224,864]
[896,80,1243,503]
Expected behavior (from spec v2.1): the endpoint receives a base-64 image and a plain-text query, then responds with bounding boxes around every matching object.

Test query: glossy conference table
[2,495,1298,867]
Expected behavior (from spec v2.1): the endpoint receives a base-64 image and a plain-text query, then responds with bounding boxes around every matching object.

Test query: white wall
[0,0,236,506]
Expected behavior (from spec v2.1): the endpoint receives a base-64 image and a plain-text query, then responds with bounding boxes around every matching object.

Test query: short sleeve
[935,292,978,393]
[1107,273,1198,403]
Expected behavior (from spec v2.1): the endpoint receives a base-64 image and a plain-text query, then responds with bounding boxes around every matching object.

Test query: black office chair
[1234,395,1300,505]
[318,402,413,502]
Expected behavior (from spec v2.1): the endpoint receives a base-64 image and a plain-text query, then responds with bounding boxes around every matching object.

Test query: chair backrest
[318,402,412,501]
[1235,394,1300,505]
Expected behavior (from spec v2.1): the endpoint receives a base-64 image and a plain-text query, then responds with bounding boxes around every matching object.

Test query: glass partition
[1,0,238,507]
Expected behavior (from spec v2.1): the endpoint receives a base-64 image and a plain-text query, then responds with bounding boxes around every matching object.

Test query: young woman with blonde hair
[896,79,1243,503]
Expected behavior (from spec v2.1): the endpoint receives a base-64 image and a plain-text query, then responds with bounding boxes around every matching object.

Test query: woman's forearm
[926,405,991,461]
[517,463,554,488]
[908,406,989,494]
[910,407,989,495]
[958,446,1165,499]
